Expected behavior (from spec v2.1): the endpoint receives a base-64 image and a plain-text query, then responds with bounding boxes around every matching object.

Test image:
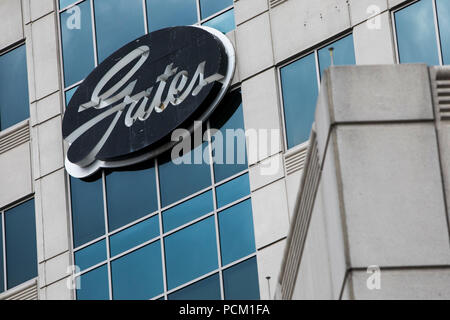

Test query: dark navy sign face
[62,26,235,178]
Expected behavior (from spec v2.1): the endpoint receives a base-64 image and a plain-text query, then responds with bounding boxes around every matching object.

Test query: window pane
[60,1,95,87]
[0,215,3,293]
[318,34,355,78]
[146,0,197,32]
[168,273,221,300]
[111,241,164,300]
[218,199,255,266]
[162,190,214,233]
[216,173,250,209]
[70,176,105,248]
[0,45,29,131]
[110,215,159,257]
[94,0,145,62]
[75,239,107,271]
[223,257,260,300]
[159,142,211,207]
[165,217,218,290]
[200,0,233,19]
[76,265,109,300]
[59,0,78,9]
[395,0,439,65]
[203,9,235,34]
[65,86,78,107]
[5,199,37,289]
[281,53,318,149]
[437,0,450,64]
[210,91,247,183]
[106,165,158,231]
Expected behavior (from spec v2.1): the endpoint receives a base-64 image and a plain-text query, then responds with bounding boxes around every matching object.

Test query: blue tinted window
[203,9,235,34]
[168,273,221,300]
[65,86,78,107]
[0,215,3,293]
[110,215,159,257]
[200,0,233,19]
[75,239,107,271]
[165,217,218,290]
[106,166,158,231]
[281,53,318,148]
[94,0,145,62]
[223,257,260,300]
[146,0,197,32]
[216,173,250,209]
[395,0,439,65]
[59,0,78,9]
[318,34,355,77]
[70,176,105,248]
[159,142,211,207]
[163,190,214,232]
[5,199,37,289]
[218,199,255,266]
[60,1,95,87]
[0,45,29,131]
[437,0,450,64]
[210,91,247,183]
[77,265,109,300]
[111,241,164,300]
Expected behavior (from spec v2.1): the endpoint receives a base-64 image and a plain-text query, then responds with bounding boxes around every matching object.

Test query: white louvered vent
[280,133,321,300]
[284,144,308,175]
[0,279,38,300]
[436,76,450,121]
[269,0,287,9]
[0,121,30,155]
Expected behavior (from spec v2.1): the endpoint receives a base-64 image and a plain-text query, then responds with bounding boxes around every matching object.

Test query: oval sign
[62,26,235,178]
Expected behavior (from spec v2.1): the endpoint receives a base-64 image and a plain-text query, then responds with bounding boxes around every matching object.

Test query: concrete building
[0,0,448,300]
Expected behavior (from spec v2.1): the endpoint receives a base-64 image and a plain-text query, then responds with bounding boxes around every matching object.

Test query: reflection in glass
[216,173,250,209]
[111,241,163,300]
[77,265,109,300]
[94,0,145,62]
[318,34,355,78]
[70,176,105,248]
[223,257,260,300]
[163,191,214,232]
[437,0,450,64]
[200,0,233,19]
[4,199,37,289]
[106,166,158,231]
[60,0,95,87]
[165,217,218,290]
[395,0,439,65]
[281,53,318,149]
[159,142,211,207]
[0,45,29,131]
[203,9,235,34]
[75,240,107,271]
[210,91,247,182]
[110,215,159,257]
[218,199,255,266]
[146,0,197,32]
[168,273,221,300]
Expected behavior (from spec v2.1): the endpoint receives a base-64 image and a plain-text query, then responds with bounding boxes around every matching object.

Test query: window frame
[391,0,444,66]
[277,31,355,152]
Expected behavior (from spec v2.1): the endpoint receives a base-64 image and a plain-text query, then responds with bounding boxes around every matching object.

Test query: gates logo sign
[62,26,235,178]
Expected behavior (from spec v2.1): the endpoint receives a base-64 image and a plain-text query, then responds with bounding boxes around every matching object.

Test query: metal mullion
[64,79,84,92]
[163,211,215,238]
[1,213,6,292]
[73,235,107,252]
[142,0,149,35]
[391,9,401,64]
[432,0,444,66]
[107,210,159,237]
[160,185,213,212]
[89,0,99,67]
[314,50,321,90]
[155,158,168,300]
[199,5,234,24]
[277,66,289,152]
[109,235,160,261]
[195,0,202,24]
[65,175,77,299]
[58,0,87,13]
[75,261,107,277]
[165,268,219,296]
[214,168,249,187]
[206,121,225,300]
[216,195,251,214]
[101,171,113,300]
